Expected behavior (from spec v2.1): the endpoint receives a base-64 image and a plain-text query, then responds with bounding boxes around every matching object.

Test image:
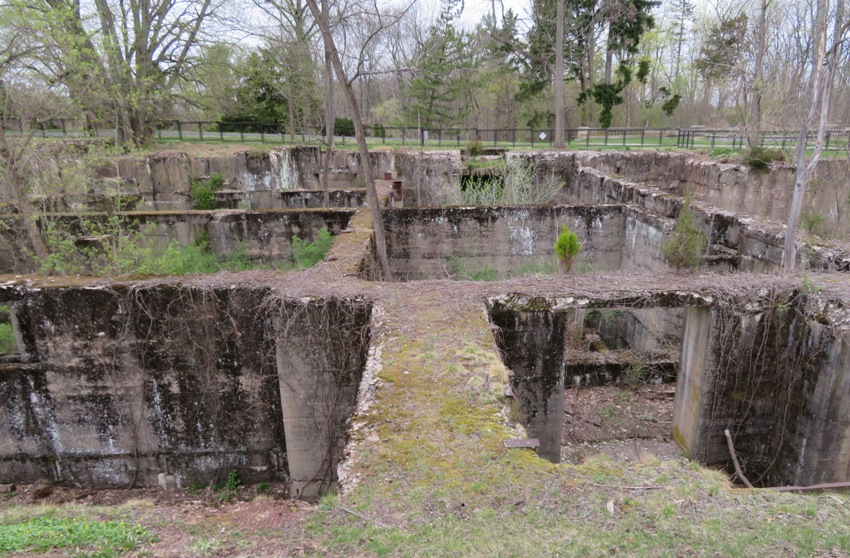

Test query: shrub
[191,172,225,210]
[466,137,483,157]
[661,196,707,270]
[291,227,334,268]
[745,147,784,170]
[554,225,581,272]
[459,159,563,206]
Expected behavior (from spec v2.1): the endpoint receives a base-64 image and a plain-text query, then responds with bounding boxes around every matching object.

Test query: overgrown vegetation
[0,511,152,557]
[0,306,15,354]
[554,224,581,272]
[447,255,498,281]
[191,173,225,210]
[291,227,334,267]
[460,159,563,206]
[744,147,785,170]
[661,197,707,270]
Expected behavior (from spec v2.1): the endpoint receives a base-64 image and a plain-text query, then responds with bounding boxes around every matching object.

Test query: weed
[466,137,483,157]
[256,482,272,495]
[291,227,334,267]
[446,255,498,281]
[459,159,562,206]
[554,225,581,272]
[661,196,707,270]
[745,147,784,170]
[225,469,241,491]
[0,514,152,557]
[191,172,225,210]
[623,362,646,388]
[0,306,16,353]
[189,536,223,556]
[801,211,825,234]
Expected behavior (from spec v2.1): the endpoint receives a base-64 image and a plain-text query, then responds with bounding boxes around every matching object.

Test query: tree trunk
[746,0,770,148]
[554,0,566,148]
[321,0,333,209]
[306,0,391,280]
[783,0,841,272]
[0,125,49,262]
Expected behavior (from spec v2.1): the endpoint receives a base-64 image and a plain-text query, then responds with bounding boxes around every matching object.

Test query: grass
[0,506,152,558]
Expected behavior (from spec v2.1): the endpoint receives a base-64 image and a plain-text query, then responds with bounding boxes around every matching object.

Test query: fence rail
[7,119,850,152]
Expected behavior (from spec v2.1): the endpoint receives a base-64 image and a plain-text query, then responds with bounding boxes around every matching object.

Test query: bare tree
[305,0,412,279]
[783,0,849,271]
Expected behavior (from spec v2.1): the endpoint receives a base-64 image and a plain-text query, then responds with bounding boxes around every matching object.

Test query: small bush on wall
[661,196,707,270]
[554,225,581,272]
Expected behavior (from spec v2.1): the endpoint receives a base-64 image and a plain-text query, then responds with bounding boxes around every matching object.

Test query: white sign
[539,132,547,140]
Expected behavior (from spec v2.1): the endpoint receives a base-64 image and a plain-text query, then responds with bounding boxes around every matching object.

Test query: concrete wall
[576,151,850,239]
[0,284,371,498]
[672,297,850,486]
[395,150,462,207]
[558,156,850,272]
[383,205,670,280]
[81,147,392,211]
[0,209,354,273]
[489,305,568,462]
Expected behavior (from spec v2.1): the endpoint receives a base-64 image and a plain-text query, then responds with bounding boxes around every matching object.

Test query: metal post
[640,129,645,146]
[659,129,663,146]
[438,129,442,146]
[177,121,183,141]
[199,122,203,142]
[420,127,424,147]
[240,123,244,143]
[260,124,265,143]
[711,133,715,148]
[512,128,516,148]
[604,128,609,146]
[219,124,224,142]
[531,129,535,148]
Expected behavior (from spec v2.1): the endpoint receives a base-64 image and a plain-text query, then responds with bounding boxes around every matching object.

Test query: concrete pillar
[672,306,713,459]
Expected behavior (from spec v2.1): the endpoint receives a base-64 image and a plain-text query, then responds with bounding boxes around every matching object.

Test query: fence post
[260,124,265,143]
[604,128,609,146]
[826,131,831,150]
[586,130,590,148]
[177,120,183,141]
[640,129,645,146]
[199,122,204,142]
[531,129,535,148]
[219,123,224,142]
[512,129,516,148]
[240,123,244,143]
[438,129,442,146]
[493,130,497,147]
[659,129,663,146]
[61,120,67,137]
[420,127,424,147]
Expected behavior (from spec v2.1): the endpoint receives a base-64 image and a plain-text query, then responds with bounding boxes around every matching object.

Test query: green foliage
[291,227,334,268]
[554,225,581,272]
[466,137,483,157]
[191,172,224,210]
[745,147,784,170]
[225,469,241,491]
[37,215,265,276]
[460,159,563,206]
[403,0,476,128]
[661,197,707,270]
[0,305,15,354]
[447,255,498,281]
[334,118,355,136]
[0,514,151,557]
[801,211,825,234]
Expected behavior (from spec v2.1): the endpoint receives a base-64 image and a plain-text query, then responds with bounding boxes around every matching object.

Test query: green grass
[291,227,335,268]
[0,509,152,558]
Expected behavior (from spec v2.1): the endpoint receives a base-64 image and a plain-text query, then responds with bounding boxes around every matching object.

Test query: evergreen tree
[404,0,477,128]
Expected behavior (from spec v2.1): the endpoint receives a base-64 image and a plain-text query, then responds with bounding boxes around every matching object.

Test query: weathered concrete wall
[0,209,354,273]
[576,151,850,240]
[489,304,568,462]
[275,299,371,500]
[90,147,392,211]
[383,205,670,280]
[395,150,462,207]
[0,284,372,497]
[0,286,285,488]
[560,157,850,272]
[672,297,850,486]
[213,189,367,210]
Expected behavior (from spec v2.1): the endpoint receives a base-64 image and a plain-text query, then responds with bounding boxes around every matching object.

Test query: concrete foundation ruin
[3,147,850,496]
